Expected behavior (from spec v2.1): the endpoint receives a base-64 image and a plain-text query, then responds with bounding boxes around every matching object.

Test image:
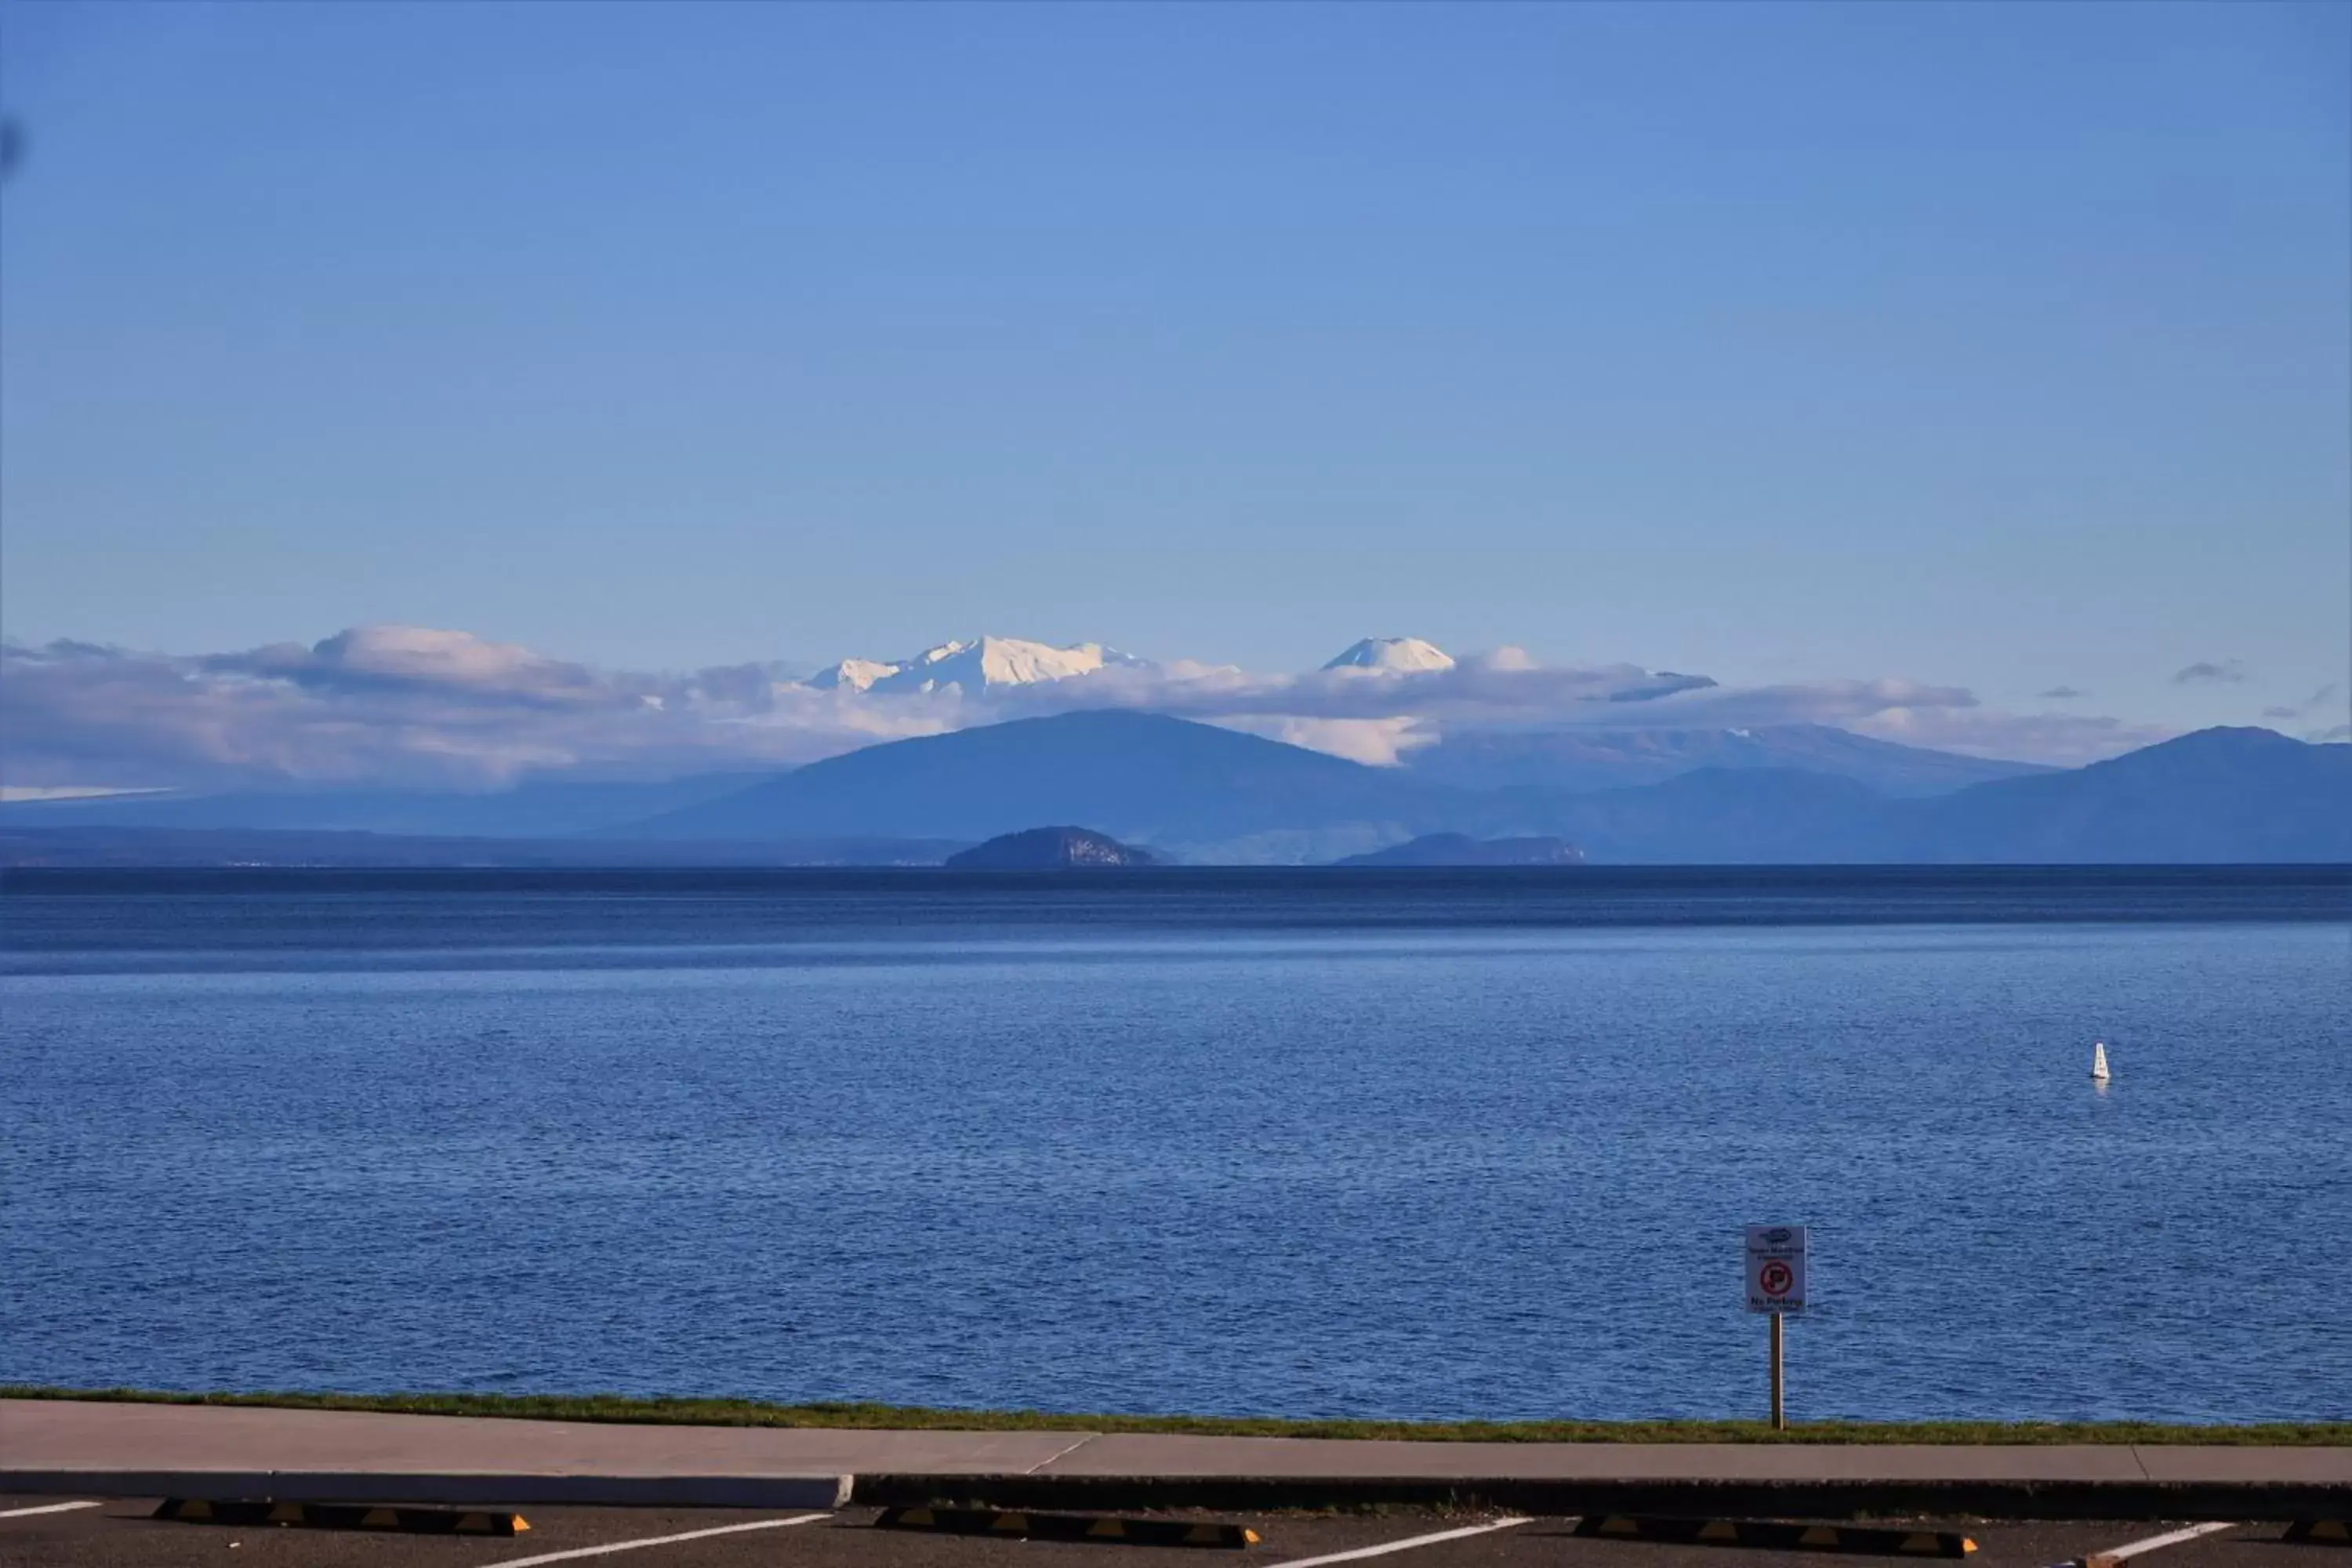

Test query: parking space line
[1270,1518,1533,1568]
[0,1500,103,1519]
[2076,1523,2238,1568]
[489,1512,832,1566]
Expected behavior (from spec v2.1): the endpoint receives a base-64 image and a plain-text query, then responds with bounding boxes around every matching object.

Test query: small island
[1330,833,1585,867]
[944,826,1161,869]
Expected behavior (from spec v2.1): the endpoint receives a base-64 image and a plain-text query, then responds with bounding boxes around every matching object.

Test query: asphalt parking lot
[2,1497,2339,1568]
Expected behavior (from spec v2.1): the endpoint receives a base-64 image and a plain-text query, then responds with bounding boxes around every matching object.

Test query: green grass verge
[5,1386,2346,1444]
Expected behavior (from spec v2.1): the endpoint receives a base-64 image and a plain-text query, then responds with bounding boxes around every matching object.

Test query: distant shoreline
[6,1386,2348,1446]
[5,863,2346,945]
[10,862,2350,878]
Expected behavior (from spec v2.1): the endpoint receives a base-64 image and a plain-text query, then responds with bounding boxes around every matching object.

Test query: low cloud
[1849,706,2176,767]
[2038,686,2085,701]
[1214,716,1436,766]
[2172,659,2248,684]
[203,625,604,702]
[2285,684,2350,746]
[0,629,944,792]
[975,658,1991,752]
[983,654,1728,726]
[2263,684,2342,724]
[0,622,2164,792]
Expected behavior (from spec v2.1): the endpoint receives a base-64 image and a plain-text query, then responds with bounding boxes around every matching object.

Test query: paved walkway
[4,1399,2346,1485]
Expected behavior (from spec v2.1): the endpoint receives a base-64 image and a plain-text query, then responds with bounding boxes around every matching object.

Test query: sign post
[1744,1225,1807,1430]
[1770,1311,1785,1431]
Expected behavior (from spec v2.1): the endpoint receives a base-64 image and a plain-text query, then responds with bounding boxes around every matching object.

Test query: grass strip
[5,1386,2346,1445]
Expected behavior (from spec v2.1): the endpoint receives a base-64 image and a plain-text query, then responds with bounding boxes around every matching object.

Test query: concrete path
[1046,1432,2352,1483]
[3,1399,2346,1516]
[5,1401,2346,1484]
[0,1399,1073,1479]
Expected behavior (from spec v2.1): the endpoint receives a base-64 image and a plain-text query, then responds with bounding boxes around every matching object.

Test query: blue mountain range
[5,714,2343,864]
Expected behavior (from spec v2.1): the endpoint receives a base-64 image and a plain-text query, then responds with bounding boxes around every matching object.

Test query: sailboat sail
[2091,1041,2111,1081]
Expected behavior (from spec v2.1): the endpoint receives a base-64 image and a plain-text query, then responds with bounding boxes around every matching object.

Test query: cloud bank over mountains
[0,625,2205,793]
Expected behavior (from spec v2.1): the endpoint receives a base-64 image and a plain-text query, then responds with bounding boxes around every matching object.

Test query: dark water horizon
[6,864,2345,958]
[5,867,2347,1423]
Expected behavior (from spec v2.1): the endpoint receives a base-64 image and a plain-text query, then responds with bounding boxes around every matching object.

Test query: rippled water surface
[4,868,2347,1421]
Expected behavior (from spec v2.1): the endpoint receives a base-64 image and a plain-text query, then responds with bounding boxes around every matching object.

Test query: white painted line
[491,1512,830,1567]
[0,1500,103,1519]
[2082,1522,2238,1568]
[1272,1517,1533,1568]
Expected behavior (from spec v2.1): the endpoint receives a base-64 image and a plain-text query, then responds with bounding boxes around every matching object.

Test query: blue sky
[2,0,2347,782]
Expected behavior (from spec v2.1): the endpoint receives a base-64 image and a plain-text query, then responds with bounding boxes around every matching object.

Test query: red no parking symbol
[1745,1223,1808,1317]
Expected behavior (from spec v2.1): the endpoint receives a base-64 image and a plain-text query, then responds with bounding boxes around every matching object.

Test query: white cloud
[1213,716,1437,766]
[982,656,1728,724]
[306,625,567,687]
[0,784,174,803]
[0,630,929,791]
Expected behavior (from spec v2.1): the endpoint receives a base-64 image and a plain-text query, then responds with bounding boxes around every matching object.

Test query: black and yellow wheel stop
[1574,1515,1974,1557]
[151,1499,529,1536]
[877,1506,1258,1548]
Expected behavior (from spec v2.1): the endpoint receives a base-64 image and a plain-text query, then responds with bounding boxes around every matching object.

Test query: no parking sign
[1744,1224,1808,1314]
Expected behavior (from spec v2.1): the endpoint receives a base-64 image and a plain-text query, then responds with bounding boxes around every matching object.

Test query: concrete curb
[877,1506,1261,1548]
[11,1465,2349,1521]
[0,1470,853,1510]
[851,1473,2352,1523]
[151,1499,530,1537]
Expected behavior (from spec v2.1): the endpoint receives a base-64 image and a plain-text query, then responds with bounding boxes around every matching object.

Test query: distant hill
[1403,723,2049,797]
[617,710,1459,856]
[0,826,964,869]
[1331,833,1584,867]
[1523,768,1900,862]
[617,716,2348,865]
[32,721,2338,867]
[0,773,776,837]
[1895,728,2352,862]
[944,826,1159,869]
[1500,730,2351,862]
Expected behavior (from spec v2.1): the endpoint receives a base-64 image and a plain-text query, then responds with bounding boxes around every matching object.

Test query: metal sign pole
[1770,1310,1785,1430]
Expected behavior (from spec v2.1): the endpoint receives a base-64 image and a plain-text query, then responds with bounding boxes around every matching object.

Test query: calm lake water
[4,868,2347,1423]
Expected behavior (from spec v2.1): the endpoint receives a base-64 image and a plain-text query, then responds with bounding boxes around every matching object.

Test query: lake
[3,867,2347,1423]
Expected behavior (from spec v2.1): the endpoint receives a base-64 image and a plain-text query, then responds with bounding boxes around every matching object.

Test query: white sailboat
[2091,1041,2111,1082]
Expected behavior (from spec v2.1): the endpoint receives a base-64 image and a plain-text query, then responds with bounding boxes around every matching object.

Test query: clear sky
[3,0,2347,746]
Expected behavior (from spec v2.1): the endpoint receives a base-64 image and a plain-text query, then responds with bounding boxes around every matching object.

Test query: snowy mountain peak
[1323,637,1456,674]
[808,657,901,693]
[810,636,1148,695]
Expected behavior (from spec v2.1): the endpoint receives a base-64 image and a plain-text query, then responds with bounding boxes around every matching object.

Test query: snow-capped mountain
[810,636,1149,695]
[1323,637,1456,673]
[809,657,904,694]
[812,633,1459,695]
